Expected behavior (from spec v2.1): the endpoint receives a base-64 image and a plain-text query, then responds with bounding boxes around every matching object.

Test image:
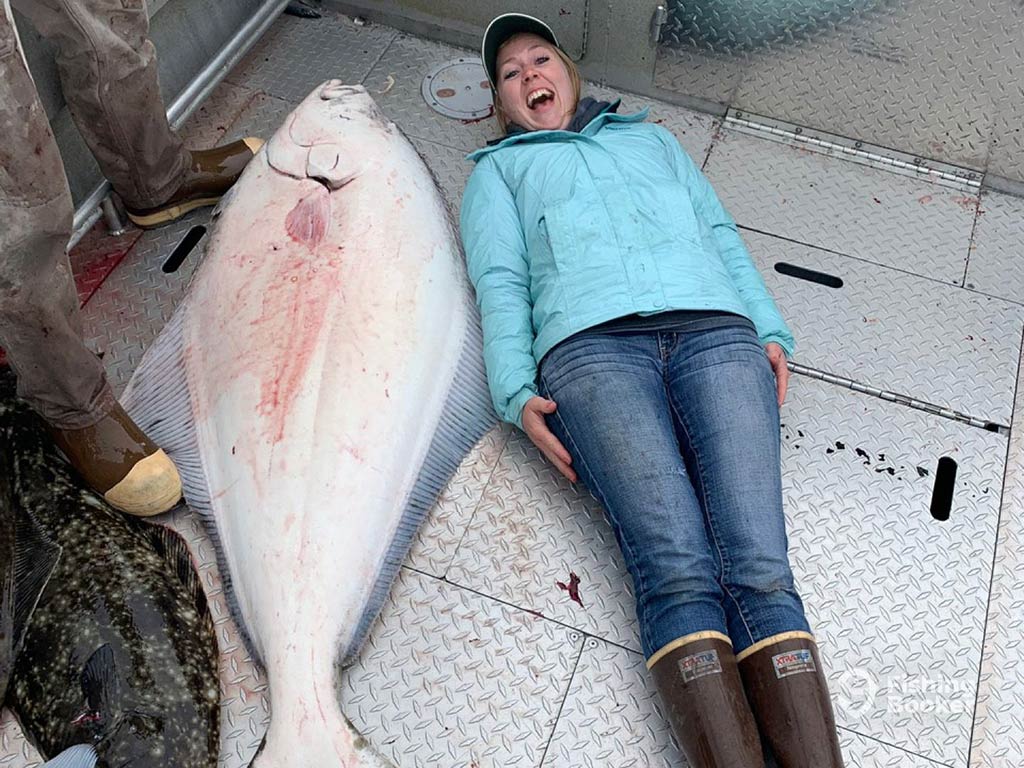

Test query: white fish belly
[176,85,473,763]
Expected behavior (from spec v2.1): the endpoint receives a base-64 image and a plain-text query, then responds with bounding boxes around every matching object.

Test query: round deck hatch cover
[422,58,494,121]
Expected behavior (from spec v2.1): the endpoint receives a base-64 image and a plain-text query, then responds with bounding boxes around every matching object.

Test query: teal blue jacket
[460,104,795,428]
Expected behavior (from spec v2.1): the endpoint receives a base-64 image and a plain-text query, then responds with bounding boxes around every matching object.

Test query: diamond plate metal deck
[68,221,145,307]
[543,636,950,768]
[746,229,1024,426]
[0,709,41,766]
[835,730,957,768]
[225,9,397,104]
[969,339,1024,768]
[219,91,294,146]
[177,79,261,149]
[80,210,212,394]
[540,637,683,768]
[704,127,979,285]
[439,373,1006,766]
[362,33,501,152]
[160,506,270,768]
[781,377,1004,767]
[965,191,1024,306]
[5,12,1021,768]
[405,423,511,577]
[339,568,581,767]
[407,136,473,215]
[444,428,640,649]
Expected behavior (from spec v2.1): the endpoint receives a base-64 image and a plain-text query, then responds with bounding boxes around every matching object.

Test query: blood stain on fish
[557,572,584,607]
[254,199,343,442]
[285,190,330,248]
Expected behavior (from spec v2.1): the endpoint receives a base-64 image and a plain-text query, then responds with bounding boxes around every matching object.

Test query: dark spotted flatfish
[0,371,219,768]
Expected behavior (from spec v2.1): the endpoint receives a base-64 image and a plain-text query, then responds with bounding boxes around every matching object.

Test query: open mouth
[527,88,555,110]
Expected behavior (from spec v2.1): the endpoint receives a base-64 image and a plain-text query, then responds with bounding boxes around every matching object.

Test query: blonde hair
[492,40,582,134]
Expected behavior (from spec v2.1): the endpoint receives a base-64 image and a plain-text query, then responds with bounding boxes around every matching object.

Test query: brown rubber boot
[649,631,765,767]
[737,633,844,767]
[125,137,264,228]
[50,402,181,517]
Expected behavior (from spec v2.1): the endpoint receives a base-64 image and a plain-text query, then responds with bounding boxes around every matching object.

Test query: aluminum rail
[69,0,290,247]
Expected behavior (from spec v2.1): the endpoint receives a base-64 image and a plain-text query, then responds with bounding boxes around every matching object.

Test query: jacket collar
[467,99,649,161]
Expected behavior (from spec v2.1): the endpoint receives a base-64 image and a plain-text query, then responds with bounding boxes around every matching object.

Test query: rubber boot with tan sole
[50,402,181,516]
[737,632,844,767]
[649,631,765,767]
[126,137,264,228]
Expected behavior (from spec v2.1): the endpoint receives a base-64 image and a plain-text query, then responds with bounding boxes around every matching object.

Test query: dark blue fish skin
[0,372,220,768]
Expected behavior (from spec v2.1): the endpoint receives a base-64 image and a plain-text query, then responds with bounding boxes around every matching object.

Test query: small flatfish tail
[38,744,98,768]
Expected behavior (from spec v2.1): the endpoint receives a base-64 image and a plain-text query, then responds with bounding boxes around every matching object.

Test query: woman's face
[495,33,574,132]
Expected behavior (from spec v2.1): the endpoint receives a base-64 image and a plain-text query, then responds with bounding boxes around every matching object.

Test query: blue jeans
[538,324,811,660]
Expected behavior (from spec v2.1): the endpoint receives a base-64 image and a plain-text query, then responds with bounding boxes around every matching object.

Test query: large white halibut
[123,82,493,766]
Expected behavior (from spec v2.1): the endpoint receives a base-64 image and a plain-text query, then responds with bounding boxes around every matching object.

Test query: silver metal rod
[70,187,106,247]
[788,361,1008,434]
[70,0,289,247]
[100,196,127,236]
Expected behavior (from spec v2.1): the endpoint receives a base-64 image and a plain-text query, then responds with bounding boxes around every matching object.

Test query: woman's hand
[765,343,789,407]
[522,396,577,483]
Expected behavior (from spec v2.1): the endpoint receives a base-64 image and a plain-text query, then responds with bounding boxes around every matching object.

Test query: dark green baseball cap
[482,13,560,89]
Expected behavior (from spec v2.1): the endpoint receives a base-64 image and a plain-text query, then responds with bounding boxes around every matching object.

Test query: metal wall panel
[328,0,590,60]
[657,0,1024,186]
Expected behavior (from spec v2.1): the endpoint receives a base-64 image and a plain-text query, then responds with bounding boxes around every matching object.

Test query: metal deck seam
[965,324,1024,767]
[537,636,589,767]
[438,431,512,579]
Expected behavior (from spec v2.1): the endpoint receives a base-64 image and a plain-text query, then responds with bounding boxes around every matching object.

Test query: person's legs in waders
[12,0,263,229]
[2,0,264,514]
[0,0,181,516]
